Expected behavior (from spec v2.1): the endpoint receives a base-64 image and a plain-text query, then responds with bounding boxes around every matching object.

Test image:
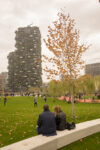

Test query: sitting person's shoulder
[59,111,66,116]
[46,111,55,115]
[50,111,55,114]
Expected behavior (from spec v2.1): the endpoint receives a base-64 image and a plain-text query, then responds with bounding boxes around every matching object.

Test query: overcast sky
[0,0,100,76]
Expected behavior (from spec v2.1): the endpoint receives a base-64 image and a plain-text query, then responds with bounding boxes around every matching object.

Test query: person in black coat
[54,106,66,131]
[37,104,57,136]
[4,97,7,106]
[34,95,37,107]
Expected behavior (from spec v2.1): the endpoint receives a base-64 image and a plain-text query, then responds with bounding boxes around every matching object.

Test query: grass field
[0,96,100,149]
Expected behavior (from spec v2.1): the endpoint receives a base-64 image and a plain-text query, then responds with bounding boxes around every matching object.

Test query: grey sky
[0,0,100,75]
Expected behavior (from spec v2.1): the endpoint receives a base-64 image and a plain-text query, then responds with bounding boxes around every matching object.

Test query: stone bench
[0,119,100,150]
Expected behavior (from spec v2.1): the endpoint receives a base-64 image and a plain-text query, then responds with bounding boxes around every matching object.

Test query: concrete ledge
[0,119,100,150]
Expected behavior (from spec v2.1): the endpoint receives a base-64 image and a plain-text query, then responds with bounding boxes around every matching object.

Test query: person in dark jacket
[34,95,37,107]
[37,104,57,136]
[54,106,66,131]
[4,97,7,106]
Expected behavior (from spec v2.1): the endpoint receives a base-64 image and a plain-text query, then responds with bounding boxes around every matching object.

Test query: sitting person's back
[54,106,66,131]
[37,104,56,136]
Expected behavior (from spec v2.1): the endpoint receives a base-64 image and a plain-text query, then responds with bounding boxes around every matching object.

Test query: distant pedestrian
[4,97,7,106]
[44,96,47,102]
[64,96,66,102]
[34,95,37,106]
[92,96,95,101]
[38,93,40,97]
[68,96,71,104]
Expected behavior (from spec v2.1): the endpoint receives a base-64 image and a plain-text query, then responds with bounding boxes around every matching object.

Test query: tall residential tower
[8,26,42,92]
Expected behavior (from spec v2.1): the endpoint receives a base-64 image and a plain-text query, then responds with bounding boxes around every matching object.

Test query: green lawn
[0,96,100,149]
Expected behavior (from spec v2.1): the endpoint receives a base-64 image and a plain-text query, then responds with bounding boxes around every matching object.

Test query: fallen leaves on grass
[97,141,100,144]
[80,138,83,142]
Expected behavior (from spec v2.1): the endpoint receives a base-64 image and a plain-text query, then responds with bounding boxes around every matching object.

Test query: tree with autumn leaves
[43,10,89,118]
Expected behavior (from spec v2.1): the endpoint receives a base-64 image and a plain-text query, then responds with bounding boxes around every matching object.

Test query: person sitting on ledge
[36,104,57,136]
[54,105,66,131]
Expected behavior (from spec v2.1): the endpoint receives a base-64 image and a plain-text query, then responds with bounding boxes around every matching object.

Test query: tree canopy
[43,10,90,118]
[43,11,89,80]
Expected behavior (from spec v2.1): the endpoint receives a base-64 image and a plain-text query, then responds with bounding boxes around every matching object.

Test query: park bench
[0,118,100,150]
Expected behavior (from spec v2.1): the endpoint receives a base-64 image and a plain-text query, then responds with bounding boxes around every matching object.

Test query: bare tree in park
[43,10,89,118]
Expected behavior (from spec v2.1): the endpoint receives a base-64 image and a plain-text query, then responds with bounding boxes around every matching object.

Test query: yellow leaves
[52,79,59,83]
[8,129,13,135]
[42,55,48,60]
[0,141,3,146]
[47,77,50,79]
[47,38,51,43]
[8,132,11,135]
[80,138,83,142]
[43,10,89,80]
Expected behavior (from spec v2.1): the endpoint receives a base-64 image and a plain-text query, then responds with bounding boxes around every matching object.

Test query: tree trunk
[70,79,75,119]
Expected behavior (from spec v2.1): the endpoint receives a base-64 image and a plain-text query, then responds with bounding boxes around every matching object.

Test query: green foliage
[73,75,95,95]
[83,95,98,100]
[48,80,70,97]
[28,86,40,93]
[84,76,95,94]
[41,83,49,96]
[48,75,97,98]
[48,80,60,97]
[94,75,100,92]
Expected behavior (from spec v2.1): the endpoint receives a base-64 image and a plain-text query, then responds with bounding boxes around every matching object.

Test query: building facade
[85,63,100,76]
[0,72,8,95]
[8,26,42,92]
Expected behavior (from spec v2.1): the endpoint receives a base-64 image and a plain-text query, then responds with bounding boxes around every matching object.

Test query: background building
[85,63,100,76]
[0,72,8,95]
[7,26,42,92]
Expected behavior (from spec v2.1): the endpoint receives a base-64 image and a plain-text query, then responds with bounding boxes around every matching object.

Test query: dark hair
[43,104,49,111]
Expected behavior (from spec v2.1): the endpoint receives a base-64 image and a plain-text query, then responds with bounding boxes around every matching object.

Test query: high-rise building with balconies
[0,72,8,94]
[7,26,42,92]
